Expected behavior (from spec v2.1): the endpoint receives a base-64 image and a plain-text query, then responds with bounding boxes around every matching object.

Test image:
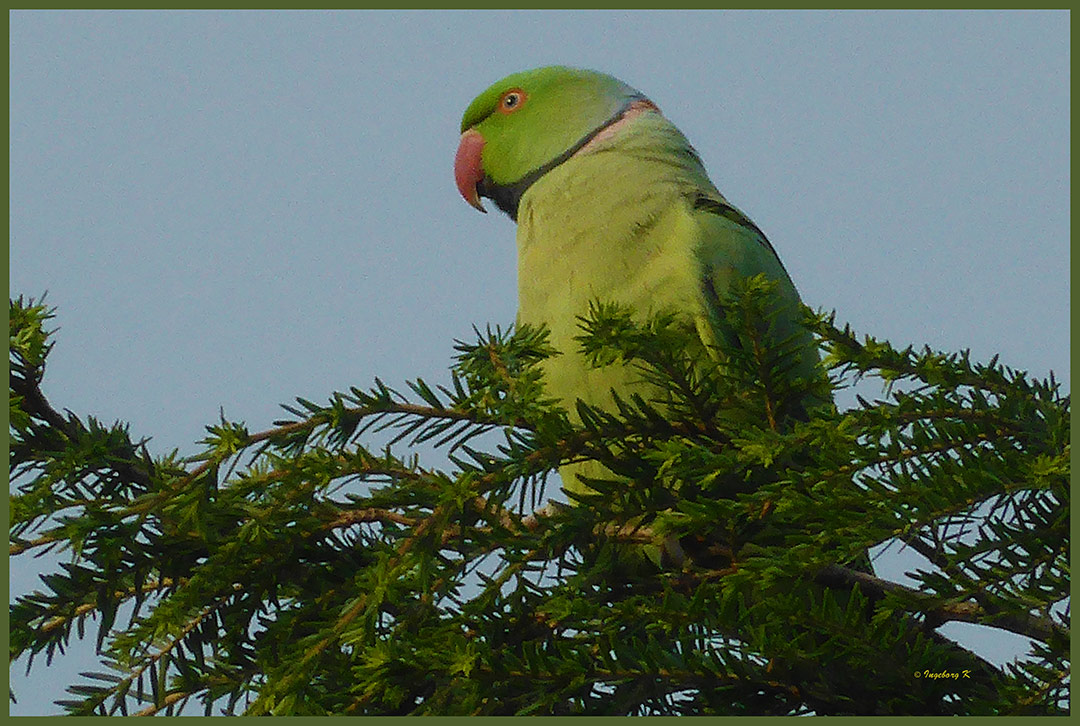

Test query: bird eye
[498,89,526,114]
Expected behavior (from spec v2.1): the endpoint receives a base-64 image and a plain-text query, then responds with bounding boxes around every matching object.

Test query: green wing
[689,193,821,386]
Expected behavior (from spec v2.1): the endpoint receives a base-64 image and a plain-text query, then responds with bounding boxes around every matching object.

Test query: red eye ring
[497,88,527,114]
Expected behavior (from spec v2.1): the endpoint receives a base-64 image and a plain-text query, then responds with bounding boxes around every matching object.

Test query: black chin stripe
[479,97,647,221]
[477,175,529,220]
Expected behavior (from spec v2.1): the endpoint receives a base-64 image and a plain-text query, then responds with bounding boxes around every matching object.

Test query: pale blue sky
[9,10,1069,715]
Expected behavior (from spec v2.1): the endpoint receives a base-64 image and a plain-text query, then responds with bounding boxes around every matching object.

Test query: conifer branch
[10,292,1067,715]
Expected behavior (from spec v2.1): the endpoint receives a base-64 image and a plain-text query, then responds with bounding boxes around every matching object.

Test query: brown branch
[329,507,418,530]
[133,688,194,717]
[11,370,72,434]
[815,324,1017,396]
[815,562,1064,644]
[119,587,240,715]
[39,578,178,635]
[12,372,154,489]
[10,531,65,557]
[167,401,501,505]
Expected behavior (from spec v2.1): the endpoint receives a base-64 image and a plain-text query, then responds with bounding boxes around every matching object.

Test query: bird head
[454,66,656,220]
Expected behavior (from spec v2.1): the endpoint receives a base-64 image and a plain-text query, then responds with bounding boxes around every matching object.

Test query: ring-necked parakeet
[450,70,1011,699]
[454,66,818,494]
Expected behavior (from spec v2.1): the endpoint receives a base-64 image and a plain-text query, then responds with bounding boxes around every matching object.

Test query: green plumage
[458,66,819,494]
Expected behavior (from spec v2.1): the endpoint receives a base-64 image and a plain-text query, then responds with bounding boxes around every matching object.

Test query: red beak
[454,129,486,213]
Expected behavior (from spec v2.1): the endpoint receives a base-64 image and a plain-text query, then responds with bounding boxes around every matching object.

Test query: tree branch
[816,562,1064,644]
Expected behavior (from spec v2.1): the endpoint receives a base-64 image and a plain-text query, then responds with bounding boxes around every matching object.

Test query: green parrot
[450,70,1011,706]
[454,66,819,495]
